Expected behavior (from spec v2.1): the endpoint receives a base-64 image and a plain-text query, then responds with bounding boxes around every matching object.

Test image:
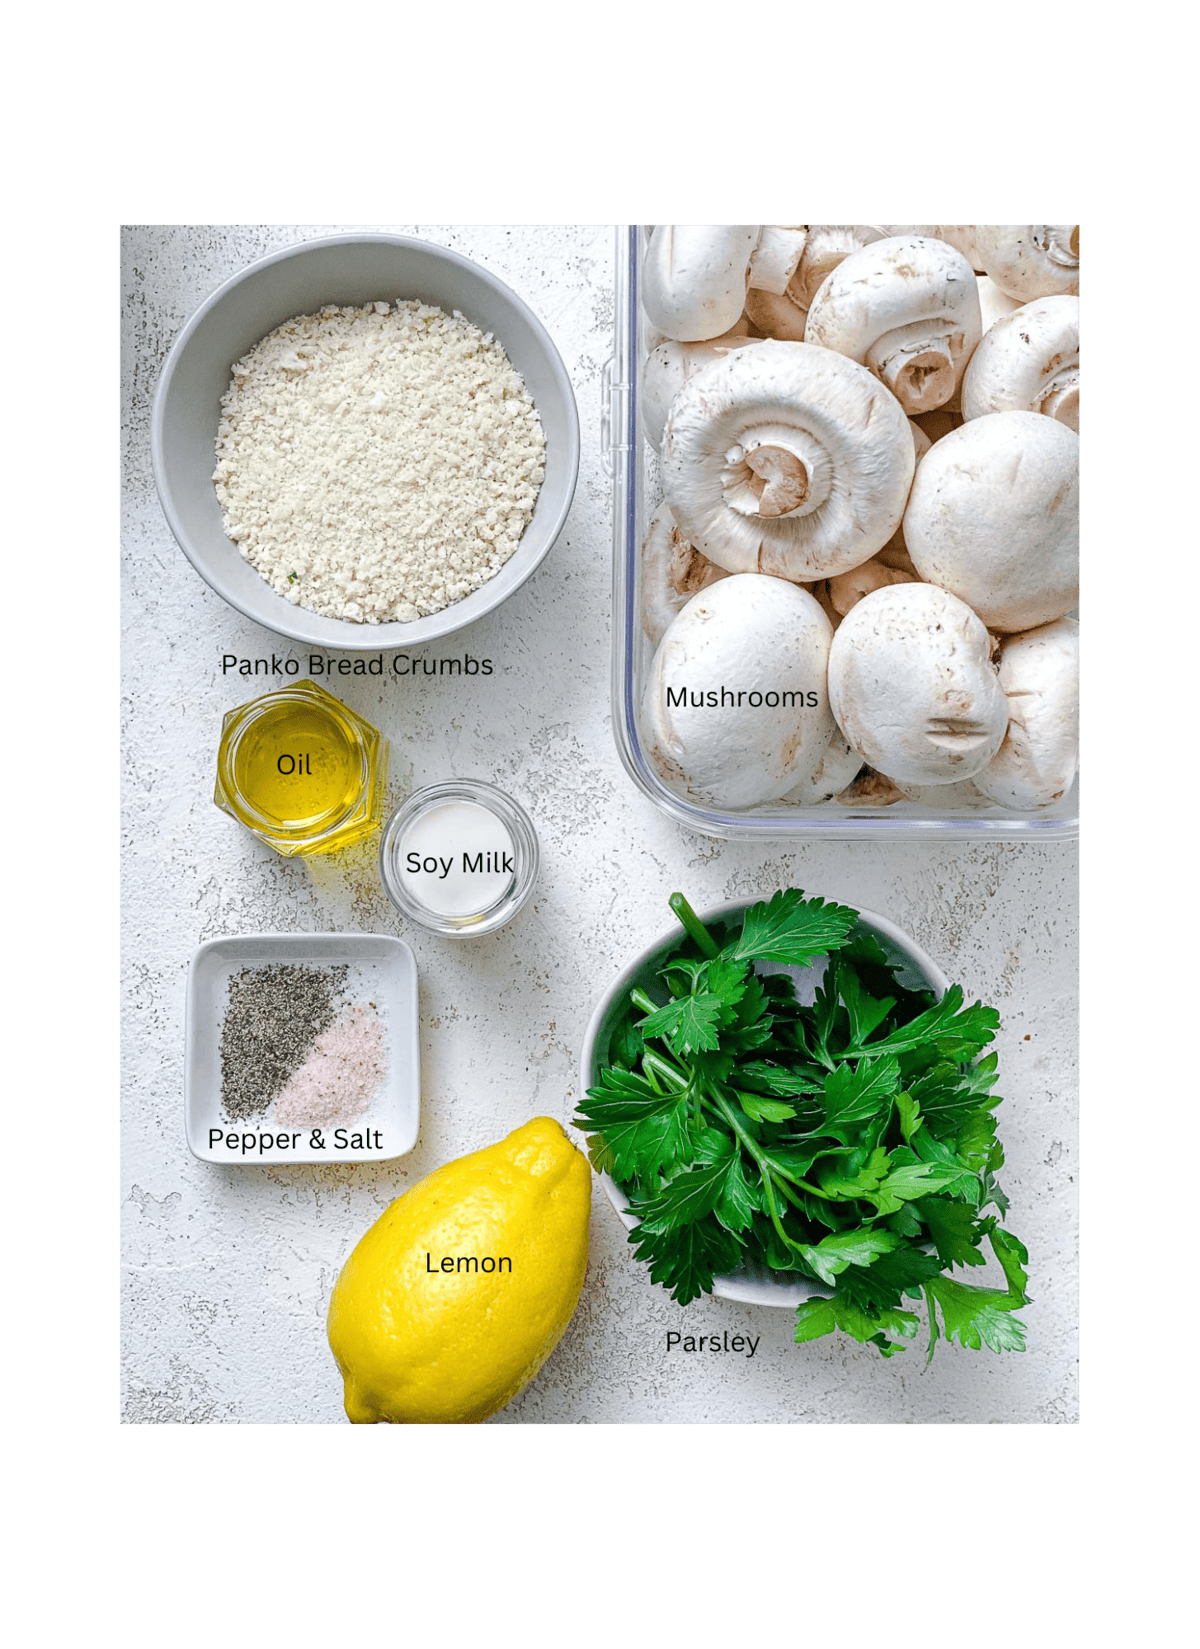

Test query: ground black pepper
[220,964,349,1121]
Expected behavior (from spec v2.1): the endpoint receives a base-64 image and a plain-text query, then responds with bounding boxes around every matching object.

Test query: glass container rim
[378,779,540,937]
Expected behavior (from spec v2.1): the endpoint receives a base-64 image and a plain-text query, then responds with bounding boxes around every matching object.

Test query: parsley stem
[710,1091,798,1252]
[669,892,721,959]
[715,1100,833,1203]
[641,1048,689,1091]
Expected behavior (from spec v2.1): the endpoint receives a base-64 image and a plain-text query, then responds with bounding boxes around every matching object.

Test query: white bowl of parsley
[578,891,1031,1362]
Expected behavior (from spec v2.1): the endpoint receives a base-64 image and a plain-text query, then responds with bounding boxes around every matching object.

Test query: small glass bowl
[214,680,387,857]
[378,780,539,937]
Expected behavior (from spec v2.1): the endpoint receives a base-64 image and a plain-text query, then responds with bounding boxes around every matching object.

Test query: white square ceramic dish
[185,932,420,1165]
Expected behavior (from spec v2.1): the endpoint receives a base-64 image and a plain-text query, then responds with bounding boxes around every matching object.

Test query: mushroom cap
[661,340,915,582]
[903,411,1078,631]
[973,225,1079,302]
[804,235,982,414]
[886,225,982,270]
[640,501,728,645]
[828,582,1008,786]
[973,618,1079,809]
[641,574,836,809]
[962,294,1080,430]
[641,327,757,451]
[642,226,761,342]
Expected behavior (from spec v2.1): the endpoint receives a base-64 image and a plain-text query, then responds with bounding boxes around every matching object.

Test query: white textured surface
[121,225,1078,1424]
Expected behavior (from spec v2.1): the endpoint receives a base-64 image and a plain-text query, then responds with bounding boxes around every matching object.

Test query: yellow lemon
[327,1117,590,1423]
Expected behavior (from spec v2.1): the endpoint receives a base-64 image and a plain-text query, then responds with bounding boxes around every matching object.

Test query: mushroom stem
[1039,224,1080,268]
[721,423,831,519]
[867,321,960,414]
[1037,368,1080,432]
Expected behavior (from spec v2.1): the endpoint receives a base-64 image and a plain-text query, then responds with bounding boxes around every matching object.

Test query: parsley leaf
[844,985,1000,1062]
[638,992,724,1056]
[895,1091,922,1141]
[628,1218,743,1307]
[726,889,858,967]
[737,1092,798,1124]
[796,1228,903,1286]
[917,1199,991,1268]
[794,1293,921,1353]
[822,1056,902,1142]
[731,1060,824,1097]
[923,1227,1029,1359]
[627,1157,732,1233]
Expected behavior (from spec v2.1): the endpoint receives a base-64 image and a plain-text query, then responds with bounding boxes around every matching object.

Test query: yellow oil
[215,681,386,857]
[233,699,360,828]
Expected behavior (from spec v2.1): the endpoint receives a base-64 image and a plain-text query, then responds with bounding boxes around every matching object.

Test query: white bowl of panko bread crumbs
[152,233,580,649]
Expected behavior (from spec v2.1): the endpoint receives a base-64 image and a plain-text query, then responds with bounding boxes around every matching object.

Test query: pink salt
[273,1005,386,1128]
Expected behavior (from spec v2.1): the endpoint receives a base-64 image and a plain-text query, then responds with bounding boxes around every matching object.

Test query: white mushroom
[789,226,889,311]
[744,285,808,341]
[977,273,1022,332]
[748,226,810,295]
[641,325,757,451]
[640,502,729,645]
[972,225,1079,301]
[903,411,1078,632]
[780,725,864,804]
[643,226,761,342]
[973,618,1079,809]
[828,583,1008,786]
[962,295,1080,431]
[641,575,835,808]
[661,341,915,582]
[742,226,898,342]
[887,225,982,270]
[643,227,812,344]
[827,555,919,616]
[804,236,982,415]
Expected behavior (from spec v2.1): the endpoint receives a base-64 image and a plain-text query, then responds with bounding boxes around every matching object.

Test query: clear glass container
[214,679,387,857]
[602,225,1079,841]
[378,780,539,936]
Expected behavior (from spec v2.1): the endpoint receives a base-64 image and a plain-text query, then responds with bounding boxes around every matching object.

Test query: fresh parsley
[574,890,1029,1360]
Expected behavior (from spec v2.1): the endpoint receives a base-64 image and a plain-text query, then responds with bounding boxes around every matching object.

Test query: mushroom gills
[962,295,1080,431]
[662,340,914,582]
[804,236,982,416]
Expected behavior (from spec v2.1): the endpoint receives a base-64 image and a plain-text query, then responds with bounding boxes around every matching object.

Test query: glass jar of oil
[214,680,387,856]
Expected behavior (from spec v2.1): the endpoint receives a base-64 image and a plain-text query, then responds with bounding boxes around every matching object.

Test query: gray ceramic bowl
[580,898,949,1307]
[151,233,580,649]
